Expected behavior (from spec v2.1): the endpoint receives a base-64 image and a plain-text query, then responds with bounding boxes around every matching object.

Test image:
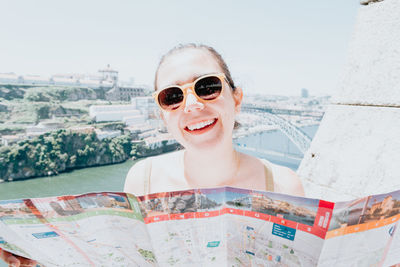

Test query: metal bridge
[262,113,312,154]
[239,103,317,154]
[241,103,324,120]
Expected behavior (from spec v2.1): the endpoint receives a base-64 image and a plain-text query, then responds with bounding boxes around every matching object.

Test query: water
[235,124,319,170]
[0,160,136,200]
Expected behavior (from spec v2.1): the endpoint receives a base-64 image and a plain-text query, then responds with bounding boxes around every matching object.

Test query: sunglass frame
[152,73,227,112]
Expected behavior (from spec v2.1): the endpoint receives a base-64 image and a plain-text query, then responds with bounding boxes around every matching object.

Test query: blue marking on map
[0,237,4,244]
[272,223,296,241]
[0,199,23,205]
[389,225,396,236]
[246,226,254,231]
[207,241,220,248]
[32,231,59,239]
[245,250,255,256]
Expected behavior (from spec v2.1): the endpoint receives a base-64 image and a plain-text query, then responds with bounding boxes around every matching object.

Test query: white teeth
[187,119,215,131]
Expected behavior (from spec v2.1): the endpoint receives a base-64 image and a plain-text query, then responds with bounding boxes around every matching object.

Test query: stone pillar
[297,0,400,201]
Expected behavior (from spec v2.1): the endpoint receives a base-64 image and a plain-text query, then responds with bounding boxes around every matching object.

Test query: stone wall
[297,0,400,201]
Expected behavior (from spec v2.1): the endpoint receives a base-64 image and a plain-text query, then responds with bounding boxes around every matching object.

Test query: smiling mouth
[185,118,217,132]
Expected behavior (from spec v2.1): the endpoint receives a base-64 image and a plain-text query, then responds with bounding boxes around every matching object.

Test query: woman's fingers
[17,256,37,267]
[0,249,37,267]
[0,249,19,266]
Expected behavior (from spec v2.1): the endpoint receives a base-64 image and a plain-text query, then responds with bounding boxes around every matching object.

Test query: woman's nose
[184,89,204,113]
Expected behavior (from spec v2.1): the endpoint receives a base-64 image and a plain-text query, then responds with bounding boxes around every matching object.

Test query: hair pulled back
[154,43,236,91]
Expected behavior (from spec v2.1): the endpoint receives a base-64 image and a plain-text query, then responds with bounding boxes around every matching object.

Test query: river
[0,160,136,200]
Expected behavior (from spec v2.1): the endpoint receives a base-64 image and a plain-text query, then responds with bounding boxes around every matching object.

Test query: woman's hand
[0,248,37,267]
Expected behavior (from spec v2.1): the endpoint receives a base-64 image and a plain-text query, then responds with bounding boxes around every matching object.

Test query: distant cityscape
[0,66,330,181]
[0,65,148,102]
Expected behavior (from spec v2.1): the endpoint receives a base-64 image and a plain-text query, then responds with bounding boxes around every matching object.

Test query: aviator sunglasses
[153,73,227,111]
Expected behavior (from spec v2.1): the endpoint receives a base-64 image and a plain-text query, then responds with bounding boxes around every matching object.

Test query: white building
[26,121,65,136]
[0,65,119,89]
[89,104,144,122]
[123,115,146,126]
[22,75,50,86]
[94,129,121,140]
[51,76,78,87]
[98,64,118,84]
[131,96,158,119]
[144,134,178,150]
[0,73,21,84]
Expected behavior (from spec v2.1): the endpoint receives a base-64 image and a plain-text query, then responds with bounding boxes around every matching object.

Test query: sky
[0,0,360,96]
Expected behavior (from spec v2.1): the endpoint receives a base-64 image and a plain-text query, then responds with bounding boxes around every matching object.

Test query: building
[89,104,143,122]
[0,65,118,89]
[0,73,21,84]
[370,195,394,214]
[105,86,146,101]
[51,76,78,87]
[23,75,50,86]
[94,129,121,140]
[26,121,65,136]
[68,126,95,134]
[144,134,178,150]
[98,64,118,84]
[123,115,146,126]
[131,96,158,119]
[0,66,148,102]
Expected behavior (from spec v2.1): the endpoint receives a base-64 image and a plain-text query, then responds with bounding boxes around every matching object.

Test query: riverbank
[0,123,318,182]
[0,129,179,182]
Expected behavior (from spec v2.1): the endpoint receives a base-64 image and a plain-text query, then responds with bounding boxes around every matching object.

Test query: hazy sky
[0,1,359,96]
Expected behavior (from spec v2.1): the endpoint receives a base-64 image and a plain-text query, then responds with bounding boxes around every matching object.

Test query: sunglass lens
[158,87,184,110]
[195,76,222,100]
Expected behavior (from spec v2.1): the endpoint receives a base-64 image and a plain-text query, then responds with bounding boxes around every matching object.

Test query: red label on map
[170,212,196,220]
[221,207,244,215]
[144,214,170,224]
[196,210,220,218]
[244,210,270,221]
[269,216,297,229]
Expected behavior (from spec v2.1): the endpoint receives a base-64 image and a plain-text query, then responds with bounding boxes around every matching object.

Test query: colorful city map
[1,187,400,266]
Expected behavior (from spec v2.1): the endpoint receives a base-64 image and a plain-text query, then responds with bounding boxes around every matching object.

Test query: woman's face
[156,48,242,152]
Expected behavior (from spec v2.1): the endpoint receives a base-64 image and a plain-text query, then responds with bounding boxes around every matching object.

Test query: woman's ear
[233,87,243,113]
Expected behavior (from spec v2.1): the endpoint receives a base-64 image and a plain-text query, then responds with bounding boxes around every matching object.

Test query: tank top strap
[260,159,274,192]
[144,157,153,195]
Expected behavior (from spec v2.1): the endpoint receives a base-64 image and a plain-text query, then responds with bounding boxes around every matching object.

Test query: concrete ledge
[298,104,400,201]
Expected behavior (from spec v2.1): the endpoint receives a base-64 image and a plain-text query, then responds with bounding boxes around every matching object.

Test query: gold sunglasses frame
[152,73,227,112]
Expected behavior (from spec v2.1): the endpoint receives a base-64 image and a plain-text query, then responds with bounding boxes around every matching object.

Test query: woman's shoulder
[127,150,184,174]
[258,158,305,197]
[124,150,185,196]
[150,149,185,165]
[124,158,150,196]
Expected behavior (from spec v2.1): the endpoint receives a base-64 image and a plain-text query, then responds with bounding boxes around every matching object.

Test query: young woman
[124,43,304,197]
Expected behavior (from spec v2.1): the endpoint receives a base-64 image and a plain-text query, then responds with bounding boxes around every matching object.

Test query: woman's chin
[182,129,226,151]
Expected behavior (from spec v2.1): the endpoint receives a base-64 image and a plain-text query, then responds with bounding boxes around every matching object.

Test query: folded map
[0,187,399,266]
